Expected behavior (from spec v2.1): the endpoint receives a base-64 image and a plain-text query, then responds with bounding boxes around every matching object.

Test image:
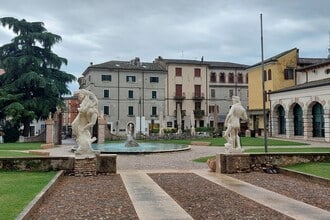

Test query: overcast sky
[1,0,330,92]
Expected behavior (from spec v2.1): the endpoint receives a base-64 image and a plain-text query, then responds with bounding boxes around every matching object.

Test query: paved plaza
[28,139,330,220]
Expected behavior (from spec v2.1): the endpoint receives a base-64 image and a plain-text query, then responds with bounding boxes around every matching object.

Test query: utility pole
[260,13,268,153]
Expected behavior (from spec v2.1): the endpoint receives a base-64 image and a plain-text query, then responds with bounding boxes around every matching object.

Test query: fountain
[124,123,139,147]
[92,123,190,153]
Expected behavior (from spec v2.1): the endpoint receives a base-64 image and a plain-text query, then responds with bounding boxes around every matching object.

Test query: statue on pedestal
[224,96,248,153]
[72,89,99,156]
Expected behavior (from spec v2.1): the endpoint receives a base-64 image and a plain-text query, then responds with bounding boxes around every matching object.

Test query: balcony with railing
[173,92,186,100]
[193,109,205,118]
[174,109,186,117]
[192,92,205,101]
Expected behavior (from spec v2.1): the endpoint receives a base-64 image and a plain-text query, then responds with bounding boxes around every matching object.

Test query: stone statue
[72,89,99,155]
[224,96,248,153]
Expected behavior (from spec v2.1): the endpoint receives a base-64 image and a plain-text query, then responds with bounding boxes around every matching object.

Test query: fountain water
[124,123,139,147]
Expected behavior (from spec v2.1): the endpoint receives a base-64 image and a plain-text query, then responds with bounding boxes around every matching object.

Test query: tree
[0,17,76,137]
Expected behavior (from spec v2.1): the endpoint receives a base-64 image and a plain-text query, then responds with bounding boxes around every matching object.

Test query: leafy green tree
[0,17,76,136]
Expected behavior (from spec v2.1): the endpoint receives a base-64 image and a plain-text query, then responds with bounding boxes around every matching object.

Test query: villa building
[78,57,248,137]
[246,47,329,140]
[79,57,167,136]
[270,60,330,142]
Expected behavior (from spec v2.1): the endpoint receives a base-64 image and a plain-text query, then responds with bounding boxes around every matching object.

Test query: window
[126,76,136,82]
[229,89,234,98]
[88,75,91,82]
[175,84,182,96]
[210,72,216,82]
[268,69,272,80]
[101,75,112,81]
[104,106,109,115]
[228,73,234,83]
[128,90,134,99]
[209,105,219,113]
[152,91,157,99]
[150,77,159,83]
[211,89,215,98]
[194,68,201,77]
[195,102,201,110]
[175,67,182,76]
[237,73,243,83]
[209,105,215,113]
[246,74,248,84]
[128,106,134,116]
[284,68,294,80]
[104,89,109,98]
[220,72,226,83]
[152,106,157,116]
[194,85,201,97]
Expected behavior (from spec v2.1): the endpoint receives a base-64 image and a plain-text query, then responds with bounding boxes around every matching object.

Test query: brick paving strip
[194,170,330,220]
[29,174,139,219]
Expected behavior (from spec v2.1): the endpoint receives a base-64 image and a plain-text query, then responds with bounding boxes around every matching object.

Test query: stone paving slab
[194,170,330,220]
[121,171,193,220]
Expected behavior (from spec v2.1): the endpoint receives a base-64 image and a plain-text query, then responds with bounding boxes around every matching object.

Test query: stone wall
[216,153,330,174]
[19,131,46,143]
[0,154,117,174]
[0,157,74,172]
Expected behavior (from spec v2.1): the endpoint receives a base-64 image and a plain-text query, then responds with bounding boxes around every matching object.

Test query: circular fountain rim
[92,142,191,154]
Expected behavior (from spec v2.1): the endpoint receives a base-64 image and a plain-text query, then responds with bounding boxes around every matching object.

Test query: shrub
[3,121,19,143]
[195,127,215,133]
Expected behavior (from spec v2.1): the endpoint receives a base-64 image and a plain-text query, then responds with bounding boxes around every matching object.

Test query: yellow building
[247,48,299,135]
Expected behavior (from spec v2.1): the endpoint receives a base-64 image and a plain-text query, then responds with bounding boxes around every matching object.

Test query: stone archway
[311,102,325,137]
[293,104,304,136]
[272,104,286,136]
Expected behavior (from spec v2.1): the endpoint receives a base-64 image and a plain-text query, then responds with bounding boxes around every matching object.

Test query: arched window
[278,106,285,134]
[293,104,303,136]
[210,72,216,82]
[220,72,226,83]
[268,69,272,80]
[312,103,324,137]
[237,73,243,83]
[228,72,234,83]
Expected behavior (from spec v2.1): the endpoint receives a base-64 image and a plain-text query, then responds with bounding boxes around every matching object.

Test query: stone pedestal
[96,154,117,174]
[216,153,251,173]
[74,156,97,176]
[245,129,251,137]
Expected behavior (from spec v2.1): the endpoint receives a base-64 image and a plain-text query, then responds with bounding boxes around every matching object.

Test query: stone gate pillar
[44,117,55,148]
[97,114,107,144]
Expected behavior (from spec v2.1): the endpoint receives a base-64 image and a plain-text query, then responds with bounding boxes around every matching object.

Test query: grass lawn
[0,150,34,157]
[193,147,330,163]
[0,142,42,150]
[0,171,57,220]
[245,147,330,153]
[125,137,308,147]
[285,162,330,179]
[0,142,42,158]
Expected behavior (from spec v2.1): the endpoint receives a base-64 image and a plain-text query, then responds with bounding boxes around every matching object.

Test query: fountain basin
[92,142,190,154]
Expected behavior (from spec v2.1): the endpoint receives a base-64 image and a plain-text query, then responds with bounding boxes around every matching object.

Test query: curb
[279,168,329,187]
[16,170,65,220]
